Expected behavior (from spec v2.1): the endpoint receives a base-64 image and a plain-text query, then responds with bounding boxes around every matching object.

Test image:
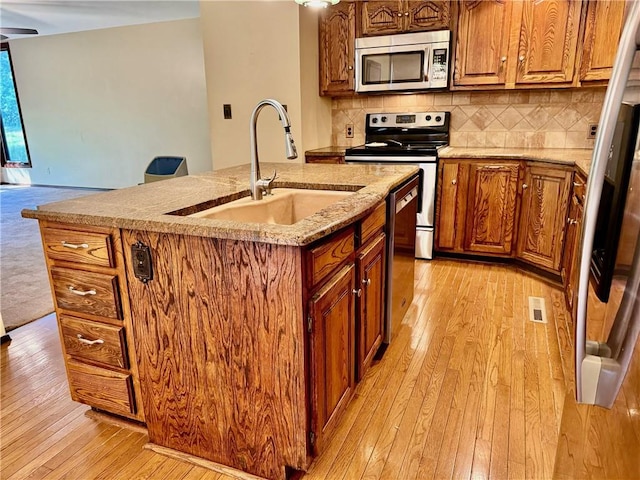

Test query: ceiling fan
[0,27,39,41]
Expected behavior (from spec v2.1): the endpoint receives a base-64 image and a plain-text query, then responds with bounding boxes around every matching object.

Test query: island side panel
[122,230,308,479]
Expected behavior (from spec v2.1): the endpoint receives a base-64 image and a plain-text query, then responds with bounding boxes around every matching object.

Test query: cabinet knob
[405,12,409,16]
[501,56,507,63]
[352,288,362,297]
[519,55,526,62]
[567,218,578,225]
[451,179,457,185]
[522,183,528,190]
[397,12,403,16]
[362,278,371,286]
[348,65,353,70]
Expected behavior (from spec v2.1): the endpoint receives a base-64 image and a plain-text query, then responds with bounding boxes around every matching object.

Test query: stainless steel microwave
[355,30,450,93]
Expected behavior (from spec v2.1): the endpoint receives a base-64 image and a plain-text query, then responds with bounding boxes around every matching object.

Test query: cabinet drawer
[307,227,355,287]
[60,315,128,369]
[360,202,386,245]
[51,267,122,320]
[67,359,135,417]
[42,227,114,267]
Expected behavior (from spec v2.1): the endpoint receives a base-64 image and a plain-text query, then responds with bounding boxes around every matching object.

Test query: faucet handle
[259,169,277,195]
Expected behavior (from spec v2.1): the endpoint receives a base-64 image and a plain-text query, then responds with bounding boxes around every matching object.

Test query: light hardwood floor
[2,259,638,480]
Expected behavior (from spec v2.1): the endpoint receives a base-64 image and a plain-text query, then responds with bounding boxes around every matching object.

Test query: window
[1,43,31,167]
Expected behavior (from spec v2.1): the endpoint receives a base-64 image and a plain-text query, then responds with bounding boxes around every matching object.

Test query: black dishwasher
[385,174,420,343]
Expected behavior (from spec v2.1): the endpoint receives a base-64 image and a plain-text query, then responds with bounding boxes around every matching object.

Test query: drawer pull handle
[352,288,362,297]
[522,183,528,190]
[567,218,578,225]
[362,278,371,286]
[61,241,89,249]
[573,182,584,187]
[77,334,104,346]
[68,286,97,296]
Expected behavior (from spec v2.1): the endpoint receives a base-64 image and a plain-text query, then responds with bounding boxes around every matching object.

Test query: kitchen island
[22,163,419,480]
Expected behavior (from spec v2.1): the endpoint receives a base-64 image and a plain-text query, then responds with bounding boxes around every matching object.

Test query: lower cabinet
[562,171,586,309]
[308,264,356,455]
[516,164,573,272]
[436,159,576,275]
[435,159,519,255]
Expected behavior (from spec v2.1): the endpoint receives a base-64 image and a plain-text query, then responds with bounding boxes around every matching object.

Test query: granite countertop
[304,146,349,156]
[22,163,419,246]
[438,147,593,176]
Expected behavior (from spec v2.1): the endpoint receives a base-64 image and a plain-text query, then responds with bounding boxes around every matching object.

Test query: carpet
[1,185,105,331]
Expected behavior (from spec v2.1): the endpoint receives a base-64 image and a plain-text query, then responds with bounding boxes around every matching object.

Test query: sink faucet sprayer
[249,99,298,200]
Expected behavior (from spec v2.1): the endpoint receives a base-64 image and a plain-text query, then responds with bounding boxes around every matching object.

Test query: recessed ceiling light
[295,0,340,8]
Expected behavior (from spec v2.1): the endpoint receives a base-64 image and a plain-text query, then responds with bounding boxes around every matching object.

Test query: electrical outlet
[345,124,354,138]
[223,104,232,119]
[588,123,598,139]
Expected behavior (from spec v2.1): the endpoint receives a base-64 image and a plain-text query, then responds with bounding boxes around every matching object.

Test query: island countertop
[22,163,419,246]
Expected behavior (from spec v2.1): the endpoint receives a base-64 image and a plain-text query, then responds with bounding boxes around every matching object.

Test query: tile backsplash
[332,88,606,149]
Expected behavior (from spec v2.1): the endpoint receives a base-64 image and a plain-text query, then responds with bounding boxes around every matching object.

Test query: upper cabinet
[579,0,629,82]
[361,0,450,36]
[319,2,356,96]
[454,0,514,86]
[454,0,582,88]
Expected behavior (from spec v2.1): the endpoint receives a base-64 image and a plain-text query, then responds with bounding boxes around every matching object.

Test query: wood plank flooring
[2,259,639,480]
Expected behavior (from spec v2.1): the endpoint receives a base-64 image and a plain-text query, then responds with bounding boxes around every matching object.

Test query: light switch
[223,104,232,119]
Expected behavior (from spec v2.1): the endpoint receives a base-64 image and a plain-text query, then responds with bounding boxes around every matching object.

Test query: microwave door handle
[424,47,430,84]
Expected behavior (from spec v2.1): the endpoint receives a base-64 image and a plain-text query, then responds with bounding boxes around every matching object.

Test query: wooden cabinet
[319,2,356,96]
[562,171,586,309]
[465,162,519,255]
[308,264,356,454]
[580,0,629,82]
[453,0,582,88]
[39,221,144,421]
[361,0,450,36]
[356,233,385,380]
[305,153,345,164]
[435,159,519,256]
[516,164,573,272]
[453,0,513,86]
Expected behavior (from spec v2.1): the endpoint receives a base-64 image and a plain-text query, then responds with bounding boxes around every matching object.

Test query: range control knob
[426,115,432,121]
[435,115,442,122]
[381,116,388,122]
[372,117,378,124]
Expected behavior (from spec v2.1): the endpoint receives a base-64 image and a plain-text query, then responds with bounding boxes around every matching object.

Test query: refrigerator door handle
[575,1,640,407]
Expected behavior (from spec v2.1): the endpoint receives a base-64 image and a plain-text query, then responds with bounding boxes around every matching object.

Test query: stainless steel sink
[189,188,353,225]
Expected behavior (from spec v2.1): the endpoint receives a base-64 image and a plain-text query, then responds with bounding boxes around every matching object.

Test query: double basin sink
[185,188,355,225]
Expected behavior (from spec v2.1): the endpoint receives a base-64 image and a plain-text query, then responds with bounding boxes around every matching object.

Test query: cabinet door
[514,0,582,84]
[309,264,356,454]
[453,0,513,86]
[562,194,582,309]
[356,234,385,380]
[361,1,404,36]
[405,1,450,32]
[580,0,628,82]
[319,2,356,96]
[517,166,573,271]
[464,162,519,255]
[435,161,468,252]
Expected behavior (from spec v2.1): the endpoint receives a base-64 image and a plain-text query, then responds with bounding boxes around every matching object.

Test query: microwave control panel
[431,47,448,83]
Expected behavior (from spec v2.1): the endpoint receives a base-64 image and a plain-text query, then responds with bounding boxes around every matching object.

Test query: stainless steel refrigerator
[575,0,640,408]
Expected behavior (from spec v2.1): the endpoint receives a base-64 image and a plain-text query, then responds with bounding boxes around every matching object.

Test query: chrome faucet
[249,99,298,200]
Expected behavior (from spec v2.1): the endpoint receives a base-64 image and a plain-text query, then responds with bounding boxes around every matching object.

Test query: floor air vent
[528,296,548,324]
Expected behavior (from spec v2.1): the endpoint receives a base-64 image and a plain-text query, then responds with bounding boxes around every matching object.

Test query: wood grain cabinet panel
[454,0,513,86]
[51,267,122,320]
[42,227,114,267]
[516,165,573,272]
[60,315,128,369]
[453,0,583,88]
[305,154,345,164]
[561,190,583,309]
[360,202,386,245]
[464,162,519,255]
[319,2,356,96]
[361,0,450,36]
[307,226,355,287]
[67,359,135,417]
[513,0,582,84]
[356,233,385,380]
[309,264,356,454]
[435,160,468,252]
[580,0,629,82]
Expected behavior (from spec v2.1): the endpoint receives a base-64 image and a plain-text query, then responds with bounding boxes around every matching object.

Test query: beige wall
[200,1,331,170]
[332,88,606,149]
[5,18,212,188]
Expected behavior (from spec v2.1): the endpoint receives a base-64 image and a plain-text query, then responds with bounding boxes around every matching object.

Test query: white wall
[200,1,331,170]
[5,18,212,188]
